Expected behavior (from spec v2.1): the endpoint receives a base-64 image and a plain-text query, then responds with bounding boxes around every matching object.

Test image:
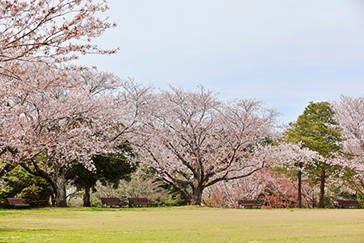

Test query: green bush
[89,167,188,208]
[0,166,53,207]
[356,193,364,207]
[152,194,187,207]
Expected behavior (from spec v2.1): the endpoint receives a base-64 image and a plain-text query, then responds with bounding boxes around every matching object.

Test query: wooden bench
[7,198,31,209]
[101,198,125,208]
[238,199,261,208]
[338,200,361,208]
[128,197,152,207]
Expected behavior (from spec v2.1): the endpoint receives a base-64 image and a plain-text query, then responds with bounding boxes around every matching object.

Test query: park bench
[101,197,125,208]
[338,200,361,208]
[7,198,31,209]
[128,197,152,207]
[237,199,261,208]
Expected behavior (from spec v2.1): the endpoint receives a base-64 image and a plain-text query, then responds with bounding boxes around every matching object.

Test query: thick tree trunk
[298,167,302,208]
[55,172,67,207]
[192,185,203,205]
[83,185,91,207]
[319,170,325,208]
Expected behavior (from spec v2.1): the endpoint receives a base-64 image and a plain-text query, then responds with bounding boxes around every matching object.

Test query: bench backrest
[338,200,359,206]
[7,198,26,205]
[101,198,121,205]
[128,198,149,204]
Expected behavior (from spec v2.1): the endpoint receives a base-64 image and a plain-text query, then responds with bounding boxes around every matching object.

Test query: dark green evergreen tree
[284,101,344,208]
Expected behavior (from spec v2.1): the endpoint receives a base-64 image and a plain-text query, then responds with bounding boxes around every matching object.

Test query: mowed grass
[0,207,363,242]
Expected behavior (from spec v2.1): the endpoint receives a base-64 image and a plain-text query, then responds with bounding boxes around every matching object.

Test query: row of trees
[203,100,364,208]
[2,72,363,207]
[1,0,363,208]
[132,97,364,207]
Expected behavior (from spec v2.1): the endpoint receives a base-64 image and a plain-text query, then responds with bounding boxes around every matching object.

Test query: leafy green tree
[0,166,53,207]
[284,101,344,208]
[67,145,137,207]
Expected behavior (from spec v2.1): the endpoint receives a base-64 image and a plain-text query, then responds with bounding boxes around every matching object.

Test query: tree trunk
[55,172,67,207]
[20,161,67,207]
[51,193,56,206]
[319,170,325,208]
[83,185,91,207]
[192,185,203,205]
[298,166,302,208]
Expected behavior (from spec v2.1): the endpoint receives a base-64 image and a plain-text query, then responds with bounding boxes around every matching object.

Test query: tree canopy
[0,0,117,79]
[332,95,364,196]
[132,86,282,205]
[67,144,137,207]
[284,101,344,208]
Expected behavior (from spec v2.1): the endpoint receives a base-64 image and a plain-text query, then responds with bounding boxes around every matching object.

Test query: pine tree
[284,101,344,208]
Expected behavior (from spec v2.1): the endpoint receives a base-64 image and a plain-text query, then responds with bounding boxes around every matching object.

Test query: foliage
[357,193,364,206]
[67,144,138,207]
[0,0,142,207]
[117,167,170,200]
[12,68,126,206]
[202,166,354,209]
[0,0,120,206]
[285,102,343,156]
[203,169,310,208]
[151,194,187,207]
[0,66,150,206]
[0,0,117,79]
[133,86,281,205]
[332,95,364,197]
[203,172,265,208]
[283,101,344,208]
[89,167,178,207]
[0,166,52,207]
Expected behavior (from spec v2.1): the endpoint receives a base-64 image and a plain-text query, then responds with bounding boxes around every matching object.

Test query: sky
[77,0,364,125]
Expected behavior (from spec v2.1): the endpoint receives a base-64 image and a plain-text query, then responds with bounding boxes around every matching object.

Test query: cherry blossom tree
[274,142,319,207]
[202,142,320,208]
[0,0,143,207]
[0,0,116,79]
[203,171,266,208]
[332,95,364,196]
[0,65,149,206]
[132,86,281,205]
[203,170,298,208]
[204,168,324,208]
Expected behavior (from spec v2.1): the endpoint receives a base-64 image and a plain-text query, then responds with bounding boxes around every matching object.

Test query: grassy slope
[0,207,363,242]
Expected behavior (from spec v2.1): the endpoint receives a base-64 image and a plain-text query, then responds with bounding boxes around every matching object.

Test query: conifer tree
[284,102,344,208]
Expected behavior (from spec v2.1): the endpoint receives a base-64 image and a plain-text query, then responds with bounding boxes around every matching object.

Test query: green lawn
[0,207,363,242]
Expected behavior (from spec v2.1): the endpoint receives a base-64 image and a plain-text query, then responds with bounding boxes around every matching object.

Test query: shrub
[0,166,52,207]
[151,194,187,207]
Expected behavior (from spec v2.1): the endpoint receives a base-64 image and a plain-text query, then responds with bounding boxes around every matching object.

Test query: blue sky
[77,0,364,124]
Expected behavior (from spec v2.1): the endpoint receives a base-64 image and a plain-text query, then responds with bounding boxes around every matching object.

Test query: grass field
[0,207,363,242]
